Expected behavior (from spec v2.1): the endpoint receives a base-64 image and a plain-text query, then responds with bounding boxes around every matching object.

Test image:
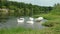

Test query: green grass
[0,27,33,34]
[33,13,60,34]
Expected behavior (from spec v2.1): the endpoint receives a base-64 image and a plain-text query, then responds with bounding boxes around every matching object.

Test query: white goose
[29,17,34,20]
[35,17,43,22]
[26,17,34,24]
[17,18,24,23]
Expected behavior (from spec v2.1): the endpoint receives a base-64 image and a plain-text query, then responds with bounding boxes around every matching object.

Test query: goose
[17,18,24,23]
[26,17,34,24]
[38,17,43,20]
[29,17,34,20]
[35,17,44,22]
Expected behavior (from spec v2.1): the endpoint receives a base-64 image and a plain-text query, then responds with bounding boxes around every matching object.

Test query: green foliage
[51,3,60,15]
[42,21,54,27]
[0,0,52,17]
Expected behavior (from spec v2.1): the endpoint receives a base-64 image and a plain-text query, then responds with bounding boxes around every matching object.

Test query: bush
[42,21,54,27]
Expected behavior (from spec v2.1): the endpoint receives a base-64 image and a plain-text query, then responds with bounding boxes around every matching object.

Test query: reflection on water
[0,17,47,29]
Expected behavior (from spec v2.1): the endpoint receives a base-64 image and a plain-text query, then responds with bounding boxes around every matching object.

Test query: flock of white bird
[17,17,44,25]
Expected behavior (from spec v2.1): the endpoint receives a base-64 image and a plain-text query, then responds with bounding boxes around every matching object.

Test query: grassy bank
[33,13,60,34]
[0,27,57,34]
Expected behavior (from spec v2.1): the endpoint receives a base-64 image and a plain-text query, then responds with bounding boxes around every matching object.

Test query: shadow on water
[0,17,47,30]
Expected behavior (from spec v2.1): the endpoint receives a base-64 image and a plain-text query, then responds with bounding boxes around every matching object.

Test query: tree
[51,3,60,15]
[0,0,7,2]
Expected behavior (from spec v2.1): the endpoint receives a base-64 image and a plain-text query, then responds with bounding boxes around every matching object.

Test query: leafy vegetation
[0,0,52,17]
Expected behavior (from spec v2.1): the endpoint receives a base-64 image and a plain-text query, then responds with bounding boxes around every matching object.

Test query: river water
[0,17,47,29]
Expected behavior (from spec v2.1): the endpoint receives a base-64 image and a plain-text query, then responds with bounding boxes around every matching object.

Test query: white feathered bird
[35,17,44,22]
[26,17,34,24]
[17,18,24,23]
